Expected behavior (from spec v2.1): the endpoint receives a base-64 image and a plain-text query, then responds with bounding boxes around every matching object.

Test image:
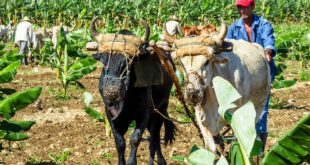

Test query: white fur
[180,39,271,152]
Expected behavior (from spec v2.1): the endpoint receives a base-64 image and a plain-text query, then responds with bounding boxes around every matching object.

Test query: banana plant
[260,113,310,165]
[0,87,42,141]
[0,55,42,142]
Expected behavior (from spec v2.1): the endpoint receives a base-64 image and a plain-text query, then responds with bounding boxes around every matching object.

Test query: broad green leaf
[171,155,185,162]
[279,136,307,157]
[84,107,105,122]
[0,88,16,95]
[57,26,67,48]
[0,130,7,138]
[272,144,301,164]
[176,70,185,86]
[212,76,241,106]
[0,87,42,119]
[261,113,310,165]
[260,151,288,165]
[66,65,96,81]
[251,138,263,156]
[229,142,245,165]
[276,63,287,74]
[4,132,30,141]
[0,61,20,84]
[188,145,215,165]
[218,104,235,123]
[273,80,296,89]
[0,120,35,132]
[68,57,96,71]
[0,54,23,69]
[231,101,257,157]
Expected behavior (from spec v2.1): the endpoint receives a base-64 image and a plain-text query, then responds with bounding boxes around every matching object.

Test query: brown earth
[0,60,309,165]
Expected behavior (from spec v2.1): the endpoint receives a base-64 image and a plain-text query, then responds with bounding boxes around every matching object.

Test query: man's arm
[261,21,276,62]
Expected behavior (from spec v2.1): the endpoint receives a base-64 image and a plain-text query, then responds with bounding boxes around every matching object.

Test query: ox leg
[148,113,166,165]
[110,122,127,165]
[107,110,129,165]
[195,110,217,152]
[127,111,150,165]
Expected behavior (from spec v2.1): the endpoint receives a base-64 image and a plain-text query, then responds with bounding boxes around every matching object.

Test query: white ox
[164,22,271,152]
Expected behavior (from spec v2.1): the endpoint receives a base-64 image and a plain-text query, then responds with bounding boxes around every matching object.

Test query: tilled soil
[0,62,309,165]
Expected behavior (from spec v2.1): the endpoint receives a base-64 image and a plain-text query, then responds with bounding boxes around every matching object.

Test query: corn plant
[0,0,309,28]
[52,26,97,98]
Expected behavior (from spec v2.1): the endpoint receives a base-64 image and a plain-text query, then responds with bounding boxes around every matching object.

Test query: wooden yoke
[152,44,203,140]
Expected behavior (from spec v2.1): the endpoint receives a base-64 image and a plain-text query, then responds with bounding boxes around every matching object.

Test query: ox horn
[215,18,227,45]
[90,16,100,42]
[162,23,175,44]
[140,20,150,42]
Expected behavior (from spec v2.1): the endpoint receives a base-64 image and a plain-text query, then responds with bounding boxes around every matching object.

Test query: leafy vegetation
[261,113,310,165]
[0,0,308,29]
[0,46,41,143]
[53,26,96,98]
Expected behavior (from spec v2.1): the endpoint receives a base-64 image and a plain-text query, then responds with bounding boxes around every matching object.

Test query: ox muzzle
[184,72,206,106]
[102,75,129,102]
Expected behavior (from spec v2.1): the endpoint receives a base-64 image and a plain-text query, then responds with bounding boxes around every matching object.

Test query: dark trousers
[18,41,28,65]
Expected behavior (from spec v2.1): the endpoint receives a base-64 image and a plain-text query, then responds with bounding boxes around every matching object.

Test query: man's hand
[265,48,273,63]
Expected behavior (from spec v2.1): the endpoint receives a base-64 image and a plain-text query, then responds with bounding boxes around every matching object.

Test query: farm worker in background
[0,18,8,42]
[226,0,277,153]
[15,16,33,65]
[7,20,15,41]
[165,15,183,37]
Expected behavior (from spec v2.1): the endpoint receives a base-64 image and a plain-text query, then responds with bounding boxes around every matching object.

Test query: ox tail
[164,117,177,146]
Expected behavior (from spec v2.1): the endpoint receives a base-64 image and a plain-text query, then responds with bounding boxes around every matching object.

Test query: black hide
[93,31,176,165]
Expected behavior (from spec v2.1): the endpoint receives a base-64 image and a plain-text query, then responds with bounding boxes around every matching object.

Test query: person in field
[7,20,15,41]
[226,0,277,152]
[0,18,8,42]
[165,15,183,37]
[15,16,33,65]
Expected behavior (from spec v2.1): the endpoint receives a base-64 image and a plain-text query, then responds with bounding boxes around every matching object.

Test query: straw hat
[169,15,179,22]
[21,16,32,22]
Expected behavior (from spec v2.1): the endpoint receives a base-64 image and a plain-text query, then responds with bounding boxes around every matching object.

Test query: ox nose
[186,88,200,105]
[102,85,125,101]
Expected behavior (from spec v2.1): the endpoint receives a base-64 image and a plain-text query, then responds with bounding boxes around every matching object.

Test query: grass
[299,69,310,81]
[101,151,113,161]
[27,155,43,164]
[48,149,72,164]
[269,97,288,110]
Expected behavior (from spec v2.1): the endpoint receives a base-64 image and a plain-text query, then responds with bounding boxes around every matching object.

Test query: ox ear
[213,57,229,64]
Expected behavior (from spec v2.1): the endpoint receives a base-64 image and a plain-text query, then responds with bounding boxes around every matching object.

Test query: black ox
[91,17,176,165]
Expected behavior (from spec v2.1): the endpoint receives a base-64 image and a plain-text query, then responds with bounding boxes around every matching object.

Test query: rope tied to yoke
[150,44,204,139]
